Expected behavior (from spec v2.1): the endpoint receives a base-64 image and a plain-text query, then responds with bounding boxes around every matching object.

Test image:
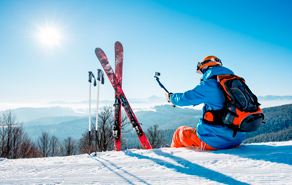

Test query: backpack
[203,74,265,137]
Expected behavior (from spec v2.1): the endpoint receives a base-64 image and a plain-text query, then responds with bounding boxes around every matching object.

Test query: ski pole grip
[91,74,97,87]
[97,69,102,81]
[93,79,97,86]
[88,71,92,83]
[97,69,105,85]
[101,75,104,85]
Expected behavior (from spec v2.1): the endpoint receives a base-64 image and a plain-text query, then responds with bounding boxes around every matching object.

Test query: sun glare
[38,27,62,47]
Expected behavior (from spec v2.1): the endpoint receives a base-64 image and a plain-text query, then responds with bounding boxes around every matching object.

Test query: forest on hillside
[125,104,292,147]
[1,104,291,159]
[244,104,292,143]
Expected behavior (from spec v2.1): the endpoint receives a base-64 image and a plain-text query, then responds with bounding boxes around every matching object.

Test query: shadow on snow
[124,150,249,185]
[91,156,150,185]
[212,144,292,166]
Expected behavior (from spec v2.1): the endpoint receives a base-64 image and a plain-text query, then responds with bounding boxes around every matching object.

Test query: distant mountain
[0,107,86,122]
[23,116,87,127]
[128,96,166,103]
[25,117,88,142]
[47,95,292,109]
[48,96,166,105]
[4,99,292,145]
[135,105,202,130]
[48,100,113,105]
[23,105,202,142]
[258,95,292,101]
[1,96,167,123]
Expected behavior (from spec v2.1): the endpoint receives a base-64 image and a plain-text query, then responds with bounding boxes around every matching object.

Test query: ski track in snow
[0,141,291,184]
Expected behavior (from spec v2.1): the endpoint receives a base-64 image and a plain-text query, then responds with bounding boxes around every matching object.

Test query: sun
[38,26,62,47]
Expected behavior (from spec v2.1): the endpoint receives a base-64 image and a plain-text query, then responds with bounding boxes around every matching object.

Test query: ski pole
[88,71,92,154]
[95,69,104,153]
[88,71,96,154]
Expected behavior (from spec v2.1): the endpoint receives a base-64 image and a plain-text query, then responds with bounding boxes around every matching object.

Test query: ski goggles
[197,59,222,71]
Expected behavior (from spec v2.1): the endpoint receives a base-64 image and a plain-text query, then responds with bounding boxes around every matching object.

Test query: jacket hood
[202,66,234,81]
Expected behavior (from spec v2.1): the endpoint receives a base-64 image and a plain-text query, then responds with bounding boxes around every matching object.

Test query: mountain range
[48,95,292,105]
[20,105,202,142]
[1,95,292,143]
[48,95,167,105]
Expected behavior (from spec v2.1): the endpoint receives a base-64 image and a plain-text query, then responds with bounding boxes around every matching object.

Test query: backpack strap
[202,75,223,125]
[202,108,224,126]
[208,75,218,80]
[232,130,238,137]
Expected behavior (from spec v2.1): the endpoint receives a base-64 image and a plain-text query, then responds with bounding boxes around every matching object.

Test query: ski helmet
[196,56,222,74]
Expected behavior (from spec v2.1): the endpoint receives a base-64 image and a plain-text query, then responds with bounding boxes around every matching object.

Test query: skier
[166,56,245,150]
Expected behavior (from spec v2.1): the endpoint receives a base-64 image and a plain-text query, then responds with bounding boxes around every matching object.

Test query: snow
[0,141,292,184]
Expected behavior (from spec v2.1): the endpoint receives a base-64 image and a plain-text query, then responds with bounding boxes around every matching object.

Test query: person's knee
[176,126,190,133]
[177,126,188,130]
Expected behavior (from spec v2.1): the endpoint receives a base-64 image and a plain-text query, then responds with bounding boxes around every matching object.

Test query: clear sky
[0,0,292,110]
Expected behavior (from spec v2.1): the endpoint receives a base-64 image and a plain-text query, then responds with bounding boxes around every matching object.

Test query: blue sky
[0,0,292,109]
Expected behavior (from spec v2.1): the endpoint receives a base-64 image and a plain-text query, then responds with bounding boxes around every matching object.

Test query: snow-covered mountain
[2,95,292,123]
[0,141,291,184]
[47,95,166,106]
[258,95,292,101]
[0,107,86,122]
[47,95,292,105]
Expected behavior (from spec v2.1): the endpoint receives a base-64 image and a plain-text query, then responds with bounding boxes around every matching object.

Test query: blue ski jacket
[170,66,245,149]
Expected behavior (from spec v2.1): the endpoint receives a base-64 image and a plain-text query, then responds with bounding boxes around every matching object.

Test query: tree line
[0,106,165,159]
[244,104,292,143]
[0,110,82,159]
[0,110,40,159]
[127,104,292,147]
[4,103,290,159]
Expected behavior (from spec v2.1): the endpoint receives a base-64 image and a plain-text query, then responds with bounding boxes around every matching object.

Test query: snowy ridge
[0,141,291,184]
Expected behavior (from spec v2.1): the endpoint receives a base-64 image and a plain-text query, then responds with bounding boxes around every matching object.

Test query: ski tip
[115,41,123,48]
[115,41,121,45]
[95,47,101,54]
[95,47,109,61]
[95,48,105,57]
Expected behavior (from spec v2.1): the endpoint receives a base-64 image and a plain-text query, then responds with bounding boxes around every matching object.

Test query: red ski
[95,47,152,150]
[113,41,123,151]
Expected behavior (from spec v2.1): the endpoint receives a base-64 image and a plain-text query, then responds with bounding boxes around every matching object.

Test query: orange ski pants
[170,126,217,150]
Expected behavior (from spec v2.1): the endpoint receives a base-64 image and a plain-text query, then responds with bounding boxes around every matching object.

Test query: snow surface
[0,141,292,184]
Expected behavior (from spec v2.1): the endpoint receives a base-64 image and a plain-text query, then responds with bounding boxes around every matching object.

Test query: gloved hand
[165,92,173,103]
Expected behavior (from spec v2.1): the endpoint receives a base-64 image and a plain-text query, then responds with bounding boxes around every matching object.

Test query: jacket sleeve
[170,80,219,107]
[170,82,207,106]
